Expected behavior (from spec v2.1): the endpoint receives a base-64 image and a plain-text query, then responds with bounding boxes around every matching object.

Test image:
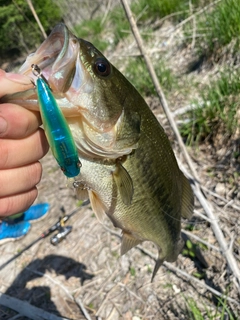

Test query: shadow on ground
[0,255,94,318]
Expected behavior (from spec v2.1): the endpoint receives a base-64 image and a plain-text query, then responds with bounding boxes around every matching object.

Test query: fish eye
[94,58,111,77]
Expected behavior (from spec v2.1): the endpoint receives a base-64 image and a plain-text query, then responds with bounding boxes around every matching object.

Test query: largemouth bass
[3,23,194,280]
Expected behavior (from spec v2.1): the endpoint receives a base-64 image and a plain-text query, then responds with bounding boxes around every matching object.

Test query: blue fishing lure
[32,64,81,178]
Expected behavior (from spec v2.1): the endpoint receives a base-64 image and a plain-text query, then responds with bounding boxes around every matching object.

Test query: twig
[118,283,144,303]
[75,297,93,320]
[120,0,240,290]
[192,209,217,223]
[26,0,47,39]
[137,247,240,306]
[96,284,118,316]
[192,184,240,287]
[84,269,119,306]
[26,268,92,320]
[201,186,240,212]
[0,291,68,320]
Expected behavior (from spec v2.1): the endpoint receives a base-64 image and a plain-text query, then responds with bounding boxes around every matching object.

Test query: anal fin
[121,232,142,255]
[89,190,106,223]
[113,162,133,206]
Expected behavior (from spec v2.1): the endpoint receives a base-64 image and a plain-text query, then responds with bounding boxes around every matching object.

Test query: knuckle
[0,141,9,168]
[29,161,42,185]
[0,188,38,217]
[38,128,49,156]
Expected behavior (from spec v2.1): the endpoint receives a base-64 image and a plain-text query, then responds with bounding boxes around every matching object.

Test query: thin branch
[25,0,47,39]
[201,186,240,212]
[26,268,92,320]
[75,297,93,320]
[96,284,118,316]
[120,0,240,290]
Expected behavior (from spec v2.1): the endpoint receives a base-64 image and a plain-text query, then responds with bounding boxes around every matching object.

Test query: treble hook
[31,64,50,88]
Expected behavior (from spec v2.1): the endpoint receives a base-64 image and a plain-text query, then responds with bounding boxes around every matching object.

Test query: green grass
[184,0,240,58]
[99,0,209,47]
[130,0,206,23]
[124,56,176,96]
[129,266,136,276]
[186,294,238,320]
[108,7,131,45]
[180,70,240,144]
[73,17,109,52]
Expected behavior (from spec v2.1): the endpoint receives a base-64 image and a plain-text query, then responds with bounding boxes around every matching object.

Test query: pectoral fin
[89,190,106,223]
[113,163,133,206]
[121,232,142,255]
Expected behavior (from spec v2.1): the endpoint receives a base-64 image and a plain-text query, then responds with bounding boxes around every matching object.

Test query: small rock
[215,183,226,196]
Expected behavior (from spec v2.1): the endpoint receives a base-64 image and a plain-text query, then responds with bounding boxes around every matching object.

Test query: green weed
[130,0,205,23]
[0,0,62,58]
[130,266,136,276]
[185,0,240,58]
[108,0,207,45]
[180,70,240,144]
[108,7,131,45]
[124,56,176,96]
[74,17,108,52]
[186,294,238,320]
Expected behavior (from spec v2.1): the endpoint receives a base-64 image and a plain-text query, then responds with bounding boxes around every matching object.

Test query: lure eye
[94,58,111,77]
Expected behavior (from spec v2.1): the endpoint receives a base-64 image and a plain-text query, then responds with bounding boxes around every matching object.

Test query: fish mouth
[20,23,80,94]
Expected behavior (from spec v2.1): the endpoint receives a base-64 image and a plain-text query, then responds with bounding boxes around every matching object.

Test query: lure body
[36,77,81,178]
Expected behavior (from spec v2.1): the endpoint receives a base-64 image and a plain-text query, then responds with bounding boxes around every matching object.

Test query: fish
[3,23,194,280]
[32,64,81,178]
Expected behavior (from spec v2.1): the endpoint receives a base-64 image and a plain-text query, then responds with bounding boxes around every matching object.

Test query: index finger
[0,70,33,96]
[0,103,41,139]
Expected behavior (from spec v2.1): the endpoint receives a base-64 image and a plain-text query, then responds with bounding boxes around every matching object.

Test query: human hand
[0,69,49,217]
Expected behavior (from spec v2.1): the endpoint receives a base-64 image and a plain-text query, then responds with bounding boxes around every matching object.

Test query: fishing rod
[0,204,85,271]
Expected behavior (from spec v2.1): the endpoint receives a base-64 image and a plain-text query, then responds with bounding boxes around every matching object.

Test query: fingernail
[0,116,7,135]
[5,72,31,85]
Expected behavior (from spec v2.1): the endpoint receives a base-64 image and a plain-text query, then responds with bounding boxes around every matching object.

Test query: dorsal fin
[121,232,142,255]
[89,190,106,223]
[180,173,194,219]
[113,162,133,206]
